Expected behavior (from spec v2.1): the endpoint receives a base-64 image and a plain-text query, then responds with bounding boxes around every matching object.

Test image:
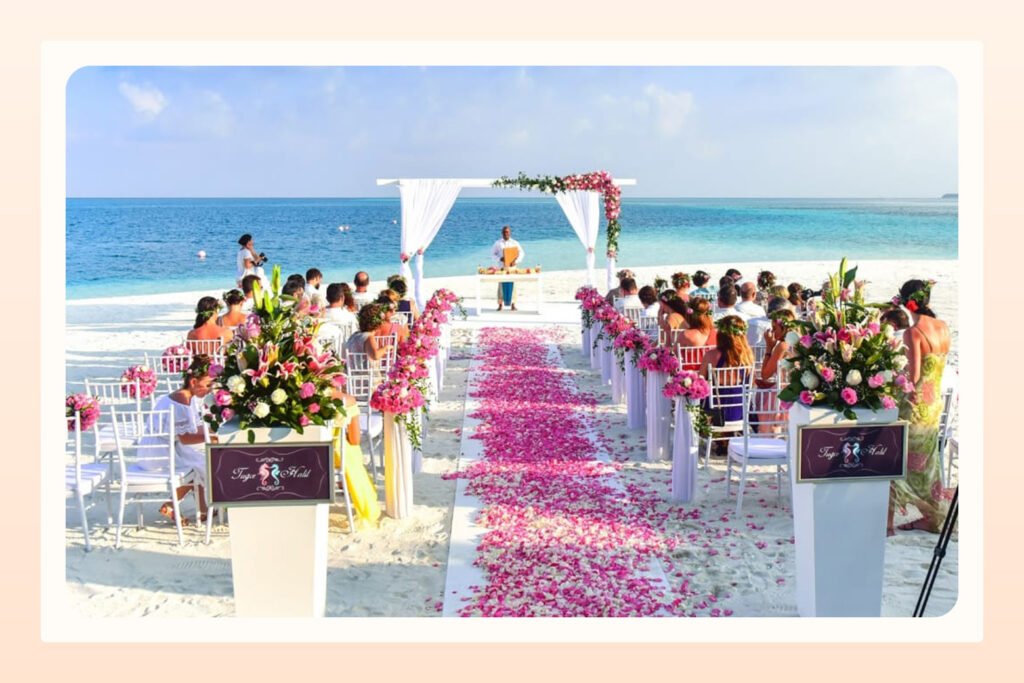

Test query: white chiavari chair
[84,377,144,455]
[937,386,957,487]
[726,384,790,515]
[621,306,644,327]
[701,364,755,468]
[676,344,715,372]
[111,407,196,548]
[692,292,716,302]
[343,351,384,482]
[66,412,112,551]
[391,311,414,328]
[751,343,767,376]
[183,338,226,364]
[638,315,660,344]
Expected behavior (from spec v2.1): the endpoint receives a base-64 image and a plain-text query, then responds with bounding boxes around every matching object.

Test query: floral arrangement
[757,270,776,291]
[777,259,912,419]
[204,266,349,443]
[430,287,468,320]
[66,393,101,432]
[400,252,411,263]
[160,344,192,373]
[477,266,541,275]
[671,272,690,290]
[369,288,452,448]
[120,365,158,399]
[663,369,713,437]
[715,316,748,338]
[637,346,680,376]
[891,279,935,313]
[653,275,669,292]
[575,286,604,328]
[493,171,623,254]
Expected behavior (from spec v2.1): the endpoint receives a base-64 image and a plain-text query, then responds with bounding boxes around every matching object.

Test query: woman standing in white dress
[236,233,267,287]
[141,356,215,524]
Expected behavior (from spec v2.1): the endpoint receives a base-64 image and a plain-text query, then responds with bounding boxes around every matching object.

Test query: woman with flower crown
[699,315,754,454]
[674,298,717,370]
[186,295,232,352]
[330,386,381,525]
[888,279,953,534]
[657,291,687,345]
[142,355,216,525]
[217,289,248,329]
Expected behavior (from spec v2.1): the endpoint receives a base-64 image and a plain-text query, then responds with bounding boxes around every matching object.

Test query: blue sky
[66,66,958,198]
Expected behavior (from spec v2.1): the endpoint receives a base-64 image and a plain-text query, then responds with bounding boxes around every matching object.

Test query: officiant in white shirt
[491,225,524,311]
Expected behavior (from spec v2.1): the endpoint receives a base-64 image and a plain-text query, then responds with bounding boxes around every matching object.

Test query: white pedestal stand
[383,412,414,519]
[600,341,613,385]
[671,399,698,502]
[645,370,671,462]
[625,355,646,430]
[610,355,626,404]
[217,424,333,618]
[787,404,897,617]
[581,318,592,360]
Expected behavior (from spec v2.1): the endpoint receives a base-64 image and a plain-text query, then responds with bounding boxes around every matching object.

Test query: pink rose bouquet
[120,365,158,399]
[66,393,101,431]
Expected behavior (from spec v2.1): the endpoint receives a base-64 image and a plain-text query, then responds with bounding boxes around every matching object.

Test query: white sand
[64,259,958,618]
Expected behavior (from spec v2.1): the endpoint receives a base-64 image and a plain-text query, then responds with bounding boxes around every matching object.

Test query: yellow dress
[333,404,381,523]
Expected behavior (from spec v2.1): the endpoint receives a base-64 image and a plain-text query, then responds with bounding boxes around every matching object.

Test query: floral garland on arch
[492,171,623,257]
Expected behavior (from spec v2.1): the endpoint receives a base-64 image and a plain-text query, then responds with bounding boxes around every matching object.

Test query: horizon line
[66,194,958,201]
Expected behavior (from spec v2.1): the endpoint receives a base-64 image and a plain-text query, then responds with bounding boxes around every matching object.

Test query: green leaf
[843,265,858,290]
[843,408,857,420]
[247,429,255,444]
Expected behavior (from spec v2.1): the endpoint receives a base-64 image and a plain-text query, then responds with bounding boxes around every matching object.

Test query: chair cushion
[728,437,788,461]
[65,463,108,496]
[359,412,383,437]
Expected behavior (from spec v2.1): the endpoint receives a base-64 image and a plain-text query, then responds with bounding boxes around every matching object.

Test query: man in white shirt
[613,277,642,310]
[638,285,660,317]
[350,271,375,310]
[712,284,747,322]
[746,296,791,349]
[304,268,327,313]
[735,281,767,319]
[491,225,524,311]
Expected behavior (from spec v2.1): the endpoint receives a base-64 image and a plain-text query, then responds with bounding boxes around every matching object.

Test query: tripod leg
[913,487,958,617]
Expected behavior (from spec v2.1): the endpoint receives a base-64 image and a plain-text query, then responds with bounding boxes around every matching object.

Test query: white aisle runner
[442,329,671,617]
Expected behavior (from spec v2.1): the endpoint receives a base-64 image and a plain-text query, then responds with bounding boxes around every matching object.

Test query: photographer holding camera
[236,233,268,287]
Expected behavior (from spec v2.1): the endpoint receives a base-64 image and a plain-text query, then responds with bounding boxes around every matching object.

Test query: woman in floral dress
[888,279,953,534]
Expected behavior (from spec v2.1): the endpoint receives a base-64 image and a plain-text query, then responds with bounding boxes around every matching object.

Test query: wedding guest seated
[605,269,635,304]
[756,270,776,304]
[712,282,743,322]
[675,298,716,369]
[281,278,310,316]
[146,355,215,525]
[736,281,767,319]
[186,296,232,352]
[787,282,805,314]
[344,303,391,361]
[217,288,248,329]
[880,306,910,331]
[329,386,381,525]
[638,285,660,317]
[725,267,745,285]
[770,284,789,301]
[305,268,326,312]
[699,315,754,454]
[671,272,691,302]
[745,295,788,350]
[375,291,409,344]
[240,274,260,312]
[387,274,421,319]
[614,277,642,310]
[758,302,796,385]
[691,270,715,298]
[351,271,375,309]
[324,283,359,328]
[756,305,796,433]
[657,290,686,344]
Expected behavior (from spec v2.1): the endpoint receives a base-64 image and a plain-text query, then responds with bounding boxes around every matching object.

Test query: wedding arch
[375,172,636,309]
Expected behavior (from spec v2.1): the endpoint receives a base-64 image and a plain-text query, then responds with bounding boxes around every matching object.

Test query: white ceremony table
[474,272,544,315]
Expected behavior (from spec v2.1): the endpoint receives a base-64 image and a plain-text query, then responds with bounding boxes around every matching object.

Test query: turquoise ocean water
[65,197,957,299]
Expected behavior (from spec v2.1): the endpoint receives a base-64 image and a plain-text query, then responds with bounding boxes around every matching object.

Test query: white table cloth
[625,355,646,430]
[645,370,672,462]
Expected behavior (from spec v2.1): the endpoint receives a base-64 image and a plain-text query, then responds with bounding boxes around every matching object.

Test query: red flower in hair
[906,300,918,312]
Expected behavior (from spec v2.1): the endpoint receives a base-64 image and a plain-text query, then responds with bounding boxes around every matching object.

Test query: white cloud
[643,84,694,138]
[118,81,167,117]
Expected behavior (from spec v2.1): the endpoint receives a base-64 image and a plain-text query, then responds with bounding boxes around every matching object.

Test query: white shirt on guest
[305,283,326,311]
[746,316,771,349]
[324,306,358,328]
[713,305,750,322]
[643,302,660,317]
[351,290,375,310]
[736,300,767,318]
[615,294,642,311]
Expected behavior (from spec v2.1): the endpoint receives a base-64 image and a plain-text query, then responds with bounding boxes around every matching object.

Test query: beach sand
[63,259,958,618]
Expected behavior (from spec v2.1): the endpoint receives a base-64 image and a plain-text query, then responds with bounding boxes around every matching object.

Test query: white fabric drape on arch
[398,179,463,309]
[555,190,601,286]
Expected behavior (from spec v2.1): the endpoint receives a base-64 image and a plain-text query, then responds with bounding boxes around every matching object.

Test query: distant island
[942,193,958,199]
